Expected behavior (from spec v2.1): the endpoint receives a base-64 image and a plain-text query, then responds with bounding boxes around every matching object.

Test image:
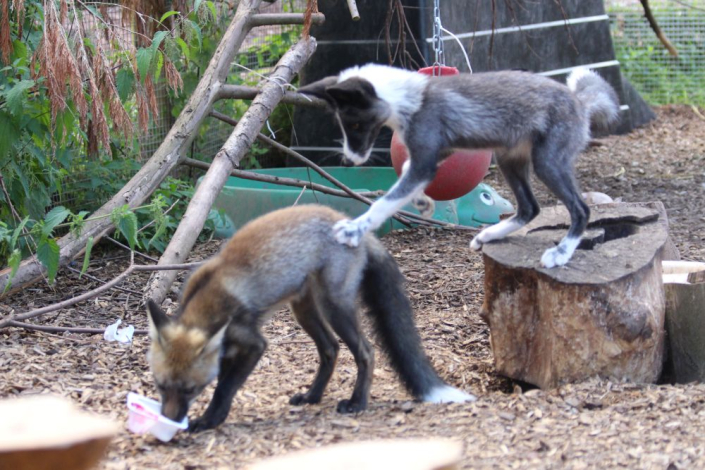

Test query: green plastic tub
[207,167,513,238]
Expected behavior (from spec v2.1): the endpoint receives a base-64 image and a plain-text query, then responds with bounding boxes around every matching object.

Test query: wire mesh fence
[607,0,705,105]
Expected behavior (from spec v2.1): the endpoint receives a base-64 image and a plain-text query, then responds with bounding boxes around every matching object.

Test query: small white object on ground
[104,319,135,344]
[126,392,188,442]
[582,191,615,205]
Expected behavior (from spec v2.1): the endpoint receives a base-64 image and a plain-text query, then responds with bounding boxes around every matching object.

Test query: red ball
[390,134,492,201]
[389,65,492,201]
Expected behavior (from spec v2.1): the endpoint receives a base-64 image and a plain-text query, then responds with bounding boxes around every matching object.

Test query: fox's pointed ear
[199,321,230,357]
[146,299,170,341]
[325,78,377,109]
[297,76,339,107]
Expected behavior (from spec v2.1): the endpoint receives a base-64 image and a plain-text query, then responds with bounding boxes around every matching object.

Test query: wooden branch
[250,12,325,26]
[182,158,383,199]
[0,259,202,331]
[5,321,148,336]
[0,0,267,296]
[145,38,318,305]
[639,0,679,57]
[217,84,326,108]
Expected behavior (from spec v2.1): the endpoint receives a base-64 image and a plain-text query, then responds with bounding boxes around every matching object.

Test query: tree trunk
[145,38,317,304]
[480,202,670,389]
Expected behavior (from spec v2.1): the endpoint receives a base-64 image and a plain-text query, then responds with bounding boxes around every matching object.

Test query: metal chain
[432,0,444,74]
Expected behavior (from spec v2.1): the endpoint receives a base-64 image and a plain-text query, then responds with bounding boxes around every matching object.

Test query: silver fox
[146,205,474,432]
[298,65,620,268]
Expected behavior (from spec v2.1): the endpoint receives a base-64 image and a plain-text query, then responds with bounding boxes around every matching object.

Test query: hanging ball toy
[390,66,493,201]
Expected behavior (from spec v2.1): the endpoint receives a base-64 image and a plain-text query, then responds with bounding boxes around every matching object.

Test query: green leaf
[10,216,29,251]
[194,0,204,16]
[12,40,28,62]
[148,214,169,250]
[42,206,71,237]
[116,68,135,102]
[0,111,20,158]
[160,10,180,23]
[136,47,154,81]
[115,210,139,250]
[206,1,217,19]
[150,30,169,54]
[187,20,202,48]
[175,37,190,58]
[37,238,60,284]
[4,249,21,293]
[80,236,94,278]
[70,211,89,237]
[154,51,164,81]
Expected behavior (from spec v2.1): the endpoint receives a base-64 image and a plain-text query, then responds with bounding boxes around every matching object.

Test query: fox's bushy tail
[567,68,620,131]
[360,240,475,403]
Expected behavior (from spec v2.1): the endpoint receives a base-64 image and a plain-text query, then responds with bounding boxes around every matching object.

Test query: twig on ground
[106,237,159,263]
[5,321,148,335]
[0,254,202,331]
[65,265,143,296]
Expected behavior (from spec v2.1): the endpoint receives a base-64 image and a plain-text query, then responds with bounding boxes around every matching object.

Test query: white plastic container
[126,392,188,442]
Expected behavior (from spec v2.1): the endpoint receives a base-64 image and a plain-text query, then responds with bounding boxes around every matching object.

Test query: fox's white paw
[412,194,435,218]
[470,236,483,251]
[540,246,570,268]
[333,219,368,247]
[423,385,476,404]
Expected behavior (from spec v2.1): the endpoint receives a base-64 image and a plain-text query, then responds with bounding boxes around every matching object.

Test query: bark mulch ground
[1,106,704,469]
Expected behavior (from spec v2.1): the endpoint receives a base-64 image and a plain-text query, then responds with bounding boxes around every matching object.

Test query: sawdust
[1,106,704,469]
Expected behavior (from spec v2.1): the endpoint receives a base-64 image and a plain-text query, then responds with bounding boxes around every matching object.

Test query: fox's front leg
[188,329,266,432]
[334,159,436,247]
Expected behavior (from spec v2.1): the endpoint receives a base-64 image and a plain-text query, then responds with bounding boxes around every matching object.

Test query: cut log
[663,260,705,383]
[0,395,117,470]
[245,439,462,470]
[480,202,669,389]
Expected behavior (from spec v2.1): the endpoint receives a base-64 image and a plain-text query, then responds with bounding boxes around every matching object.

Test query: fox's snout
[160,389,190,423]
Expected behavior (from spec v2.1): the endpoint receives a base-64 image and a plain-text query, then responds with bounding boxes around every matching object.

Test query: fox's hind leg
[532,138,589,268]
[471,145,539,250]
[313,289,374,414]
[289,291,340,406]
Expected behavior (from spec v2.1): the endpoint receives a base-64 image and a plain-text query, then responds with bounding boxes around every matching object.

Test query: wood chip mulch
[1,106,704,469]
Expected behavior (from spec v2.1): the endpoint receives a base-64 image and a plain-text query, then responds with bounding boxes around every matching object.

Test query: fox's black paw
[187,415,223,433]
[336,399,366,414]
[289,393,321,406]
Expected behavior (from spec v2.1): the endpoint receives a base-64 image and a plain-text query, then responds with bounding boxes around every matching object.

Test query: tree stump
[480,202,669,389]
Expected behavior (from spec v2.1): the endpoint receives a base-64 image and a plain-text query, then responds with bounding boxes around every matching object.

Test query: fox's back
[179,205,370,328]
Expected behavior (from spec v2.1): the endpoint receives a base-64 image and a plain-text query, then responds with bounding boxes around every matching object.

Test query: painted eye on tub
[480,192,494,205]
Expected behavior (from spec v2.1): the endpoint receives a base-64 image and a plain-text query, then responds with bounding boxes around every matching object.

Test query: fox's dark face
[299,76,390,166]
[146,300,226,423]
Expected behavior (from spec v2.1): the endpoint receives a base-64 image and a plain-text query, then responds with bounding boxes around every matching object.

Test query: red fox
[146,205,475,432]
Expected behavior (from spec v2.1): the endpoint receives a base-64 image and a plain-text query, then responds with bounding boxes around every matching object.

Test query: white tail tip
[423,385,477,404]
